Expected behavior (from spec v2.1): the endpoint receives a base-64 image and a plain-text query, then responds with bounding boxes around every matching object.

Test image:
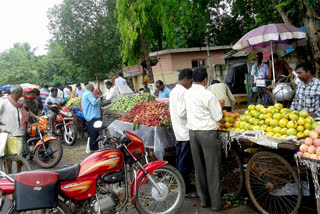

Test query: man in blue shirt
[81,84,101,152]
[156,80,171,98]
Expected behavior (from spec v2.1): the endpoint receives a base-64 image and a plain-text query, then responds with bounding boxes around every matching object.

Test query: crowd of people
[0,72,127,157]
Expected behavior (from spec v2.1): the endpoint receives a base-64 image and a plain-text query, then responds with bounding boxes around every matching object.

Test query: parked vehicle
[0,122,185,214]
[26,114,63,168]
[49,104,77,146]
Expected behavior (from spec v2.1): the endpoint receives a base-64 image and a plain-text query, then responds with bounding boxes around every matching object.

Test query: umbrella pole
[270,41,276,86]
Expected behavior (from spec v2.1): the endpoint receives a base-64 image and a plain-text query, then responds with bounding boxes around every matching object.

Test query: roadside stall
[104,93,176,161]
[219,103,320,213]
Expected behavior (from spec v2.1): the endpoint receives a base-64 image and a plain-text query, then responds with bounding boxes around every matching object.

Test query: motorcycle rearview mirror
[93,120,103,129]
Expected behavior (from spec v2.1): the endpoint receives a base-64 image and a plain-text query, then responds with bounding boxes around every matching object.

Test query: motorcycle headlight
[66,112,73,117]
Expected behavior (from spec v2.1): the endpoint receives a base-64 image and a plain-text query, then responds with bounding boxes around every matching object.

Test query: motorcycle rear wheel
[135,164,185,214]
[9,200,68,214]
[63,124,77,146]
[34,140,63,168]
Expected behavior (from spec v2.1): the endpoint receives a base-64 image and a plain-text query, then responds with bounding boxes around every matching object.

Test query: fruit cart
[220,130,307,214]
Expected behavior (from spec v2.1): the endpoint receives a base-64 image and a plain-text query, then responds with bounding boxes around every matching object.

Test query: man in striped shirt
[290,63,320,116]
[40,85,50,113]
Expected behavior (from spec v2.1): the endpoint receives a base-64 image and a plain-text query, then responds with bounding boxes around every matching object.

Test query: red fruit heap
[219,110,240,131]
[121,102,171,127]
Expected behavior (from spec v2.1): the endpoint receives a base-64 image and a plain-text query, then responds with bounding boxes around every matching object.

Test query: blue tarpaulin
[285,26,306,54]
[0,85,12,92]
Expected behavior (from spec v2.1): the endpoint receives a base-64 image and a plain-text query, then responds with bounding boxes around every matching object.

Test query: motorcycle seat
[53,164,80,181]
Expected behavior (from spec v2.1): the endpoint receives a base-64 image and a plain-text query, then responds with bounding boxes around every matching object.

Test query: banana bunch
[66,97,82,109]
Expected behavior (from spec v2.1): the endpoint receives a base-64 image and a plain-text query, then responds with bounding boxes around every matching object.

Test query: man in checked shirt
[290,63,320,117]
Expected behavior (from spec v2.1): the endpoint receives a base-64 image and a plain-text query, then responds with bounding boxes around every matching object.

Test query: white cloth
[76,88,85,98]
[114,77,127,86]
[0,99,25,136]
[251,63,269,83]
[184,84,222,131]
[63,88,70,98]
[169,84,189,141]
[46,96,63,106]
[58,89,64,100]
[103,87,119,103]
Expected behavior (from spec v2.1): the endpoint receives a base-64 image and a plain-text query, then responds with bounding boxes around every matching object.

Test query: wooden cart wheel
[221,149,244,196]
[245,151,301,214]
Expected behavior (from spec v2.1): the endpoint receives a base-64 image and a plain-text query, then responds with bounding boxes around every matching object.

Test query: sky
[0,0,63,55]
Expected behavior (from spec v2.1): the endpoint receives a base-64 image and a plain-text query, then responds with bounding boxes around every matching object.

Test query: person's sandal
[185,192,198,198]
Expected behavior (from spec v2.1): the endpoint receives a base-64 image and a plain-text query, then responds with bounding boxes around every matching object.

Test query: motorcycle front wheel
[135,164,185,214]
[63,124,77,146]
[34,140,63,168]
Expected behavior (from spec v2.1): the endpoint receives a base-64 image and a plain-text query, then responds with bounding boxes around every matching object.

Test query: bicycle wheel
[252,90,275,107]
[261,90,275,106]
[4,155,32,174]
[221,150,243,196]
[245,151,301,214]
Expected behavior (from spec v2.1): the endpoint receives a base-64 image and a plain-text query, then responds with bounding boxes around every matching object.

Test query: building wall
[170,50,226,72]
[132,49,228,91]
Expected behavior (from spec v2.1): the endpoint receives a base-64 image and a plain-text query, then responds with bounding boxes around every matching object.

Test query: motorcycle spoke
[136,167,182,213]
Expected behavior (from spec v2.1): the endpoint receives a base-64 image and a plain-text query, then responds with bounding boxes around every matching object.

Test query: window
[192,59,206,68]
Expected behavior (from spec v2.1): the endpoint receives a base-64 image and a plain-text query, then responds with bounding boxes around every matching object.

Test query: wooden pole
[205,36,214,85]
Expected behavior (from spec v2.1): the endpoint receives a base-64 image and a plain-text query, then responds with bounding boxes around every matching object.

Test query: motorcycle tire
[63,124,77,146]
[9,199,68,214]
[135,164,185,214]
[34,140,63,168]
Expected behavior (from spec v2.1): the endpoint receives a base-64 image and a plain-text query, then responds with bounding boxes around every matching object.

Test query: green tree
[0,43,39,86]
[48,0,122,81]
[273,0,320,76]
[36,41,85,86]
[116,0,192,83]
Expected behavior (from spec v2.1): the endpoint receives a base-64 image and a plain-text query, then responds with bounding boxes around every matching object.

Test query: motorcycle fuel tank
[78,149,124,178]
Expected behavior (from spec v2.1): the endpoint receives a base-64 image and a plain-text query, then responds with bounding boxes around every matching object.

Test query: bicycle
[251,79,275,106]
[0,130,32,174]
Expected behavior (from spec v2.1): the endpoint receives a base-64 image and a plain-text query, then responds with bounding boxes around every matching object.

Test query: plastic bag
[270,181,310,196]
[5,137,22,156]
[86,137,91,153]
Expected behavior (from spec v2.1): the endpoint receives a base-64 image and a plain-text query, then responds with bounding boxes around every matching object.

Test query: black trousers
[87,118,100,151]
[176,141,194,193]
[189,130,223,210]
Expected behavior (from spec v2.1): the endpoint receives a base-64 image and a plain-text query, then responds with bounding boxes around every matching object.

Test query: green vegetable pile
[107,93,156,112]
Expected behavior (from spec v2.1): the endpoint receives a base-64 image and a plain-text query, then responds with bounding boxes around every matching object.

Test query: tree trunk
[271,0,292,25]
[139,35,154,83]
[299,0,320,77]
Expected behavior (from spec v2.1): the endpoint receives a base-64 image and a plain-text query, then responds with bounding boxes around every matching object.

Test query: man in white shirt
[207,80,236,112]
[251,52,269,101]
[0,86,25,137]
[184,67,224,211]
[114,72,127,86]
[103,81,119,104]
[63,86,70,99]
[169,68,196,198]
[46,87,64,135]
[76,83,85,98]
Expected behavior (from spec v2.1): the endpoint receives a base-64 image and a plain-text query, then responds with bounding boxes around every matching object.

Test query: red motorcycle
[0,124,185,213]
[49,104,77,146]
